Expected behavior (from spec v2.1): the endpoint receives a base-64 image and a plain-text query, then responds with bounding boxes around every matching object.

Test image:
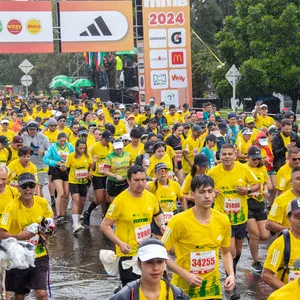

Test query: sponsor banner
[0,1,53,53]
[142,0,192,106]
[59,1,133,52]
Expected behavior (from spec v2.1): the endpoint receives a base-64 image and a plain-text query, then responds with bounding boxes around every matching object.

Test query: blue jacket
[43,142,74,167]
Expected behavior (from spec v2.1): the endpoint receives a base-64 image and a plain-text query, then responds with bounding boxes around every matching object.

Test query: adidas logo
[80,16,112,37]
[217,235,222,241]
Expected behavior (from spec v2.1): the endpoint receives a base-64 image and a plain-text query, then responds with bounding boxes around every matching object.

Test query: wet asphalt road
[27,189,275,299]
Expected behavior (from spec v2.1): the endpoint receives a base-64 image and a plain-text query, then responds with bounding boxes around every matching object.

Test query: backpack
[278,229,291,281]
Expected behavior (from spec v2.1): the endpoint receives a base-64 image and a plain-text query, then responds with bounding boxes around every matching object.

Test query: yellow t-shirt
[263,231,300,284]
[280,132,291,147]
[148,179,183,213]
[114,122,127,138]
[0,148,10,167]
[0,196,53,258]
[140,280,174,300]
[22,115,34,123]
[0,186,19,217]
[86,134,96,149]
[182,173,193,195]
[7,146,18,164]
[0,129,15,142]
[165,113,181,127]
[65,152,92,184]
[255,115,274,129]
[105,189,160,257]
[89,142,113,177]
[7,159,38,188]
[104,150,131,181]
[162,208,231,299]
[39,111,53,121]
[268,189,296,228]
[236,128,259,146]
[182,136,201,174]
[68,133,78,147]
[246,163,268,202]
[58,126,72,136]
[133,114,142,125]
[147,154,173,178]
[276,163,292,192]
[267,278,300,300]
[124,143,144,162]
[44,129,60,144]
[208,162,259,225]
[236,138,253,161]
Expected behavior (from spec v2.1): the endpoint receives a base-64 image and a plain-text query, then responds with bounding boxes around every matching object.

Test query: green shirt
[104,151,131,181]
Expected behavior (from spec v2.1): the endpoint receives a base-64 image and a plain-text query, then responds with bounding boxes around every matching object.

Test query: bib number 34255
[190,250,216,274]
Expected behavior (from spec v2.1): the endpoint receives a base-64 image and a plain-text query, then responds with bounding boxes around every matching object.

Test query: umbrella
[52,75,72,83]
[49,79,73,90]
[72,78,94,88]
[115,48,137,55]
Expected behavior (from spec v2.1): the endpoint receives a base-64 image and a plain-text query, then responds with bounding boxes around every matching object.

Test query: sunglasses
[49,125,57,127]
[59,119,66,122]
[251,158,261,161]
[114,117,120,120]
[292,158,300,161]
[20,182,36,189]
[16,144,23,148]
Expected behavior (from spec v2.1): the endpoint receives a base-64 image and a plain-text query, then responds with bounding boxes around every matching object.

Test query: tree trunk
[291,92,299,113]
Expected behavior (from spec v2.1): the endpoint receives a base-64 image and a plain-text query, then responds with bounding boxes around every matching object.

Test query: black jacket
[109,279,190,300]
[272,131,300,171]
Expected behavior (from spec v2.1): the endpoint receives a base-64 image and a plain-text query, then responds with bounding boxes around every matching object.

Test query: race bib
[135,224,151,244]
[190,250,216,274]
[164,212,174,224]
[288,269,300,282]
[99,163,105,174]
[58,151,69,161]
[176,153,182,162]
[224,198,241,213]
[75,169,88,180]
[27,234,39,246]
[9,181,18,188]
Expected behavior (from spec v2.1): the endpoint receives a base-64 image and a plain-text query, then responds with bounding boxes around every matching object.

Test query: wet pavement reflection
[28,204,274,299]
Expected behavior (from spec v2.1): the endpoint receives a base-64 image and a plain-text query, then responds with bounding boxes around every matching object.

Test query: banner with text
[0,1,53,53]
[59,1,134,53]
[142,0,192,107]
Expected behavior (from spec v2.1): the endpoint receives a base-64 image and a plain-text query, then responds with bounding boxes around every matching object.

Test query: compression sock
[87,202,97,214]
[233,254,241,275]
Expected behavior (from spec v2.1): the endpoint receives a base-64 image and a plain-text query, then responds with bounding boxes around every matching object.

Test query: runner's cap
[155,162,168,173]
[245,116,255,123]
[18,172,36,185]
[101,130,113,142]
[137,244,169,262]
[122,133,132,142]
[113,140,124,149]
[0,119,9,124]
[287,199,300,215]
[242,128,253,136]
[13,136,23,143]
[206,134,218,142]
[0,136,8,147]
[248,146,262,159]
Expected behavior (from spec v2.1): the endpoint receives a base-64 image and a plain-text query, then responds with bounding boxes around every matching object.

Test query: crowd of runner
[0,92,299,299]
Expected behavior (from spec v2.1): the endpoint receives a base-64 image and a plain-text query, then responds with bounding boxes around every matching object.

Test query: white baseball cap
[137,244,169,262]
[113,141,124,149]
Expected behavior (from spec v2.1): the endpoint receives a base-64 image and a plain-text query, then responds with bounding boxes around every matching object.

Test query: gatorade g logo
[171,51,184,65]
[171,32,182,45]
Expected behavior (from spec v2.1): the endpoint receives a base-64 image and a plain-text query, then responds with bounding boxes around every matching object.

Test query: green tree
[216,0,300,111]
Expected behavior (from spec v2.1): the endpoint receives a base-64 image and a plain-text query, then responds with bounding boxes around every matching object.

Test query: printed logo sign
[149,29,167,48]
[170,69,187,88]
[26,19,41,35]
[7,19,22,35]
[151,70,168,89]
[168,28,186,47]
[169,49,186,68]
[139,75,145,89]
[150,49,168,69]
[161,90,179,107]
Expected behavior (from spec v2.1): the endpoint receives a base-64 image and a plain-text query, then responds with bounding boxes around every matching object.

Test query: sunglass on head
[20,182,36,189]
[292,158,300,161]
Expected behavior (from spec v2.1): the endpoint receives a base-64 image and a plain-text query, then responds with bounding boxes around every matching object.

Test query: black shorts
[231,222,247,239]
[69,183,88,197]
[48,166,55,176]
[248,198,267,221]
[107,180,128,197]
[51,167,68,182]
[6,255,49,294]
[92,176,107,190]
[118,256,140,287]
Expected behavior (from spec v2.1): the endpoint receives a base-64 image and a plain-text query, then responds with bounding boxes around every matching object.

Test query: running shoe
[73,223,84,234]
[229,287,241,300]
[82,210,90,226]
[56,215,65,224]
[251,261,263,274]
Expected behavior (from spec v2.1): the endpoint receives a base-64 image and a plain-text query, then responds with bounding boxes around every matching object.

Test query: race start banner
[0,1,54,53]
[142,0,192,107]
[59,1,134,53]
